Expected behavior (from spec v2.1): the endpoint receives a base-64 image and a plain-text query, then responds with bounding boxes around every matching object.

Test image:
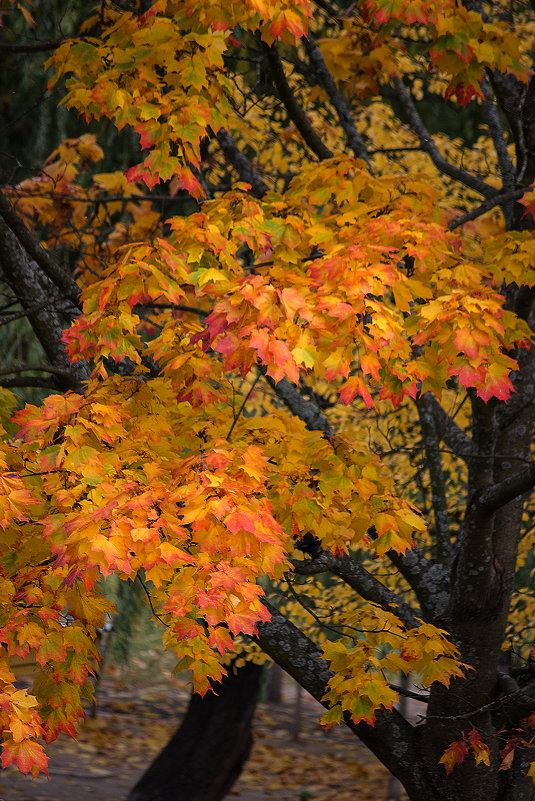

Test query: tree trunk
[265,662,283,703]
[125,661,263,801]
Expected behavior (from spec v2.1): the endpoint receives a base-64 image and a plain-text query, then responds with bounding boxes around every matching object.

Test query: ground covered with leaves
[0,645,406,801]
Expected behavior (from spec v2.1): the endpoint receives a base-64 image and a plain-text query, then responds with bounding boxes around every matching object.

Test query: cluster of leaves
[441,720,535,783]
[1,0,535,787]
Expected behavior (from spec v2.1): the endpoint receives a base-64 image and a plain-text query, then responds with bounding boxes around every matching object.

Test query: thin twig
[226,371,261,441]
[0,296,63,326]
[135,573,170,628]
[388,682,429,703]
[216,129,270,199]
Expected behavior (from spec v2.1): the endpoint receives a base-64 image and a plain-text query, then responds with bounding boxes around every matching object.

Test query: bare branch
[416,393,452,563]
[291,552,420,629]
[389,682,429,703]
[263,373,334,435]
[0,191,81,307]
[311,0,344,23]
[302,34,373,170]
[0,364,76,379]
[480,76,515,190]
[0,377,56,389]
[448,188,526,230]
[0,38,63,53]
[394,79,497,198]
[421,392,474,461]
[264,43,333,161]
[0,295,62,326]
[0,217,88,389]
[477,460,535,514]
[215,129,270,199]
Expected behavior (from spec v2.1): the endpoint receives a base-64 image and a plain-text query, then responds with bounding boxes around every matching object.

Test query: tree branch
[451,396,499,615]
[0,295,62,326]
[448,188,526,231]
[420,392,474,461]
[291,552,420,629]
[394,79,497,198]
[480,76,516,191]
[0,217,88,389]
[0,377,56,389]
[385,548,450,623]
[265,376,445,619]
[302,34,373,170]
[477,461,535,514]
[263,373,334,436]
[215,129,270,199]
[254,600,419,785]
[264,43,333,160]
[0,191,81,307]
[415,394,452,563]
[0,364,77,379]
[0,38,63,53]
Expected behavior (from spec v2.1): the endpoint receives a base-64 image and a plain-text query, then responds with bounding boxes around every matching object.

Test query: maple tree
[1,0,535,799]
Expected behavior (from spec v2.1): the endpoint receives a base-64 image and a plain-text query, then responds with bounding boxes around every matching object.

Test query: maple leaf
[468,730,491,767]
[499,741,517,771]
[1,737,49,777]
[439,740,468,775]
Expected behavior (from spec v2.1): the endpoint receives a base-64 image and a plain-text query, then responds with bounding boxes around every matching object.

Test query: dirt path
[0,668,409,801]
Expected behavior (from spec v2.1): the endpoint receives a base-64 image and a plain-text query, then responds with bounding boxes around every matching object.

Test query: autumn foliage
[1,0,535,798]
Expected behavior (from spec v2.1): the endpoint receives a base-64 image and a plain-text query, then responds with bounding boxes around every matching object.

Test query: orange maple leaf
[439,739,468,775]
[1,737,49,777]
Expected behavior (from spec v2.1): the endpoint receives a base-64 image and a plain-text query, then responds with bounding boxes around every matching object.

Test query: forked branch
[394,79,497,198]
